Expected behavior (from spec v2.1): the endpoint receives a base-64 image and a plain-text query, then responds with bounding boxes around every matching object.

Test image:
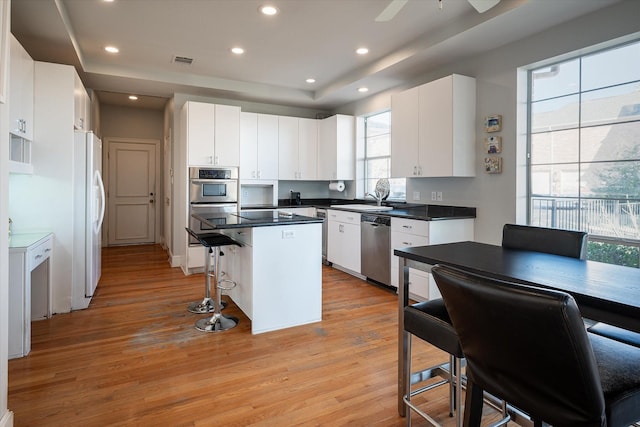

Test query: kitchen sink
[330,204,394,212]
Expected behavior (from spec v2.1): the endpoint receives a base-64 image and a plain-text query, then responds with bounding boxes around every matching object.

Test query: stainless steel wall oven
[189,167,239,245]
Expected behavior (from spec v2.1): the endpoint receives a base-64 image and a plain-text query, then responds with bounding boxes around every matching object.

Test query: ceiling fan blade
[375,0,409,22]
[467,0,500,13]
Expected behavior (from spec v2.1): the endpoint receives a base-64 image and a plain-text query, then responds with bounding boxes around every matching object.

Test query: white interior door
[107,140,157,245]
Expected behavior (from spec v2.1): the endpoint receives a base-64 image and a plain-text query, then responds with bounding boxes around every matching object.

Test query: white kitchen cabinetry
[9,35,34,141]
[317,114,355,181]
[184,101,240,166]
[73,72,90,130]
[391,217,474,300]
[278,116,317,180]
[327,209,361,273]
[240,112,278,180]
[9,233,53,359]
[391,74,476,177]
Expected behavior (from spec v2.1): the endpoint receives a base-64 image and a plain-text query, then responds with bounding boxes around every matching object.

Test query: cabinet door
[214,104,240,166]
[240,112,258,179]
[341,222,361,273]
[74,72,89,131]
[257,114,279,180]
[327,219,342,265]
[186,102,215,165]
[316,116,335,180]
[420,75,453,177]
[278,116,299,180]
[298,118,317,180]
[9,36,34,140]
[391,86,420,177]
[334,115,355,180]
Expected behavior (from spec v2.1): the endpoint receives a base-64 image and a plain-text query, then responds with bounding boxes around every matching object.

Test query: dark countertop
[240,199,477,221]
[192,211,323,230]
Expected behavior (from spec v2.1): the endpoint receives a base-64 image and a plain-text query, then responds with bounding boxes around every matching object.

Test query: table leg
[398,258,410,416]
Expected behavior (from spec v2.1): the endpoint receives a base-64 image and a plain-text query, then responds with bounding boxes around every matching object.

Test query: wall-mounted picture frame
[484,114,502,132]
[484,157,502,174]
[484,136,502,154]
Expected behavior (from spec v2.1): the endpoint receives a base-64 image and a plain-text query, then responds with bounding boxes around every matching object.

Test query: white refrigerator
[73,131,106,309]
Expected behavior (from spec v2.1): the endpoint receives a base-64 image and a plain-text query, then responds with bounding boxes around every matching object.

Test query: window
[364,111,405,200]
[528,40,640,267]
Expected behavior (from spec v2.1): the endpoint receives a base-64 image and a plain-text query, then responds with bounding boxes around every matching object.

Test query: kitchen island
[191,211,323,334]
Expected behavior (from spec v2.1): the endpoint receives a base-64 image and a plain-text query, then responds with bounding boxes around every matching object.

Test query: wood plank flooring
[8,244,500,426]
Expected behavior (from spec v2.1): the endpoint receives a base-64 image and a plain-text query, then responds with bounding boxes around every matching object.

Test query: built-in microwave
[189,167,239,204]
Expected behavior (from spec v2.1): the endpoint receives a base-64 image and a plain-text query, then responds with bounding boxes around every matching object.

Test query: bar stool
[186,228,241,332]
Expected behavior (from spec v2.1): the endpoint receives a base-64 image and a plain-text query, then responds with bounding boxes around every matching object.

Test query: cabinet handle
[44,248,51,253]
[339,224,344,233]
[214,155,219,165]
[402,242,412,245]
[252,171,256,179]
[402,225,412,229]
[418,166,422,176]
[35,254,43,259]
[257,170,261,179]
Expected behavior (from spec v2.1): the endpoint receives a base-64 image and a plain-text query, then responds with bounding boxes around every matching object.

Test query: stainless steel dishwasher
[316,209,329,265]
[361,214,391,286]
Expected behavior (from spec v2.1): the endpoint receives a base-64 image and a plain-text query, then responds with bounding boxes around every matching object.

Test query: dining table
[395,240,640,416]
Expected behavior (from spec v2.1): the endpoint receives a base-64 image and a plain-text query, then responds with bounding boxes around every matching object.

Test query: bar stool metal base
[196,313,239,332]
[187,298,227,314]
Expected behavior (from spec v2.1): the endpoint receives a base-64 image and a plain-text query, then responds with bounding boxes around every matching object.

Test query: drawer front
[29,237,53,270]
[327,209,361,225]
[391,230,429,251]
[391,217,429,236]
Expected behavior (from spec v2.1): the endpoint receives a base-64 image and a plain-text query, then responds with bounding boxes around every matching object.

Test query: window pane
[366,134,390,157]
[366,111,391,137]
[530,129,579,164]
[531,94,579,132]
[531,59,579,101]
[581,160,640,198]
[530,197,581,230]
[582,200,640,240]
[581,82,640,126]
[388,178,406,200]
[588,241,640,267]
[531,164,579,196]
[366,158,390,180]
[582,42,640,91]
[581,121,640,163]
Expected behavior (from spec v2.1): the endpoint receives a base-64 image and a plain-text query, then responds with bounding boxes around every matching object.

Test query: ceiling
[10,0,622,111]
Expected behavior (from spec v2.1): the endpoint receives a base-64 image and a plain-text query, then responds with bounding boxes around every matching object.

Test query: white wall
[336,0,640,245]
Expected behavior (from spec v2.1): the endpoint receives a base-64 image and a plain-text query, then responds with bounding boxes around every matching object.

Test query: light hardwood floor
[8,244,499,426]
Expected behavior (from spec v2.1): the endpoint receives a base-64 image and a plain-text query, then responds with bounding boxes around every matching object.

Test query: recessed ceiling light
[231,47,245,55]
[129,95,138,100]
[306,78,316,84]
[356,47,369,55]
[260,5,278,15]
[104,46,119,53]
[358,87,369,93]
[103,0,114,3]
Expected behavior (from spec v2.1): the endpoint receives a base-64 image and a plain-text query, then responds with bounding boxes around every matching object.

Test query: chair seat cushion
[404,299,463,357]
[589,333,640,427]
[588,322,640,348]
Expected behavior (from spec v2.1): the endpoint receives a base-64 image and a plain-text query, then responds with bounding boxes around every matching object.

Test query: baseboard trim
[0,410,14,427]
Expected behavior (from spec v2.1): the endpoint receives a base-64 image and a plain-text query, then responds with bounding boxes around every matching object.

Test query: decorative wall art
[484,114,502,133]
[484,136,502,154]
[484,157,502,174]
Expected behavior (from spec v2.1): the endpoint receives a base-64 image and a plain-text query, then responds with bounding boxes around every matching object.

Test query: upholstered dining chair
[502,223,588,259]
[432,264,640,427]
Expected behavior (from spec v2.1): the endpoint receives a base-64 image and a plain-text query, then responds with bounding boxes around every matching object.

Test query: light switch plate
[431,191,437,201]
[413,191,420,201]
[437,192,443,201]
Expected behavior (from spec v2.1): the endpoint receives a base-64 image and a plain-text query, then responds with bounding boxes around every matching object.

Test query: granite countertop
[254,199,477,221]
[192,211,323,230]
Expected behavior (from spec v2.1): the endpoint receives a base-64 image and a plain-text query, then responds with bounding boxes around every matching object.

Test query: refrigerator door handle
[95,169,106,233]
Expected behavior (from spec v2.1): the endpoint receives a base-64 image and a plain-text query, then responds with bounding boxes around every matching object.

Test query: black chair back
[502,224,588,259]
[432,264,607,426]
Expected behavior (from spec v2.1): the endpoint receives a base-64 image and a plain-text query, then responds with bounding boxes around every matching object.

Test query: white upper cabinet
[317,114,355,181]
[184,101,240,166]
[391,74,476,178]
[240,112,278,180]
[278,115,299,180]
[9,35,34,141]
[298,118,318,180]
[73,72,90,130]
[278,116,317,180]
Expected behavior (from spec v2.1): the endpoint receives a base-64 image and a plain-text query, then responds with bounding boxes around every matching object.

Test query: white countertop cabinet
[278,116,318,180]
[391,74,476,178]
[8,233,54,359]
[327,209,361,274]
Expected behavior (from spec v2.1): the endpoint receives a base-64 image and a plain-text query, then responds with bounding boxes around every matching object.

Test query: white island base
[219,222,322,334]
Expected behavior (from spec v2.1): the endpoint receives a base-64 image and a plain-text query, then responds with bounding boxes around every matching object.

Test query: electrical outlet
[431,191,437,201]
[437,192,443,201]
[413,191,420,201]
[282,230,295,239]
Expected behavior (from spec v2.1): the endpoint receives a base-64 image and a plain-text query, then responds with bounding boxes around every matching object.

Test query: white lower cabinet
[327,209,361,273]
[391,217,474,301]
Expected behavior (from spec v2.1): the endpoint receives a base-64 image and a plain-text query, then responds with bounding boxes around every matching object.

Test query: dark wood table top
[395,241,640,333]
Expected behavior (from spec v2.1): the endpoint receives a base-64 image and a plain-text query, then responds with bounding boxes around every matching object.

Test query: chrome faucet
[367,193,383,206]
